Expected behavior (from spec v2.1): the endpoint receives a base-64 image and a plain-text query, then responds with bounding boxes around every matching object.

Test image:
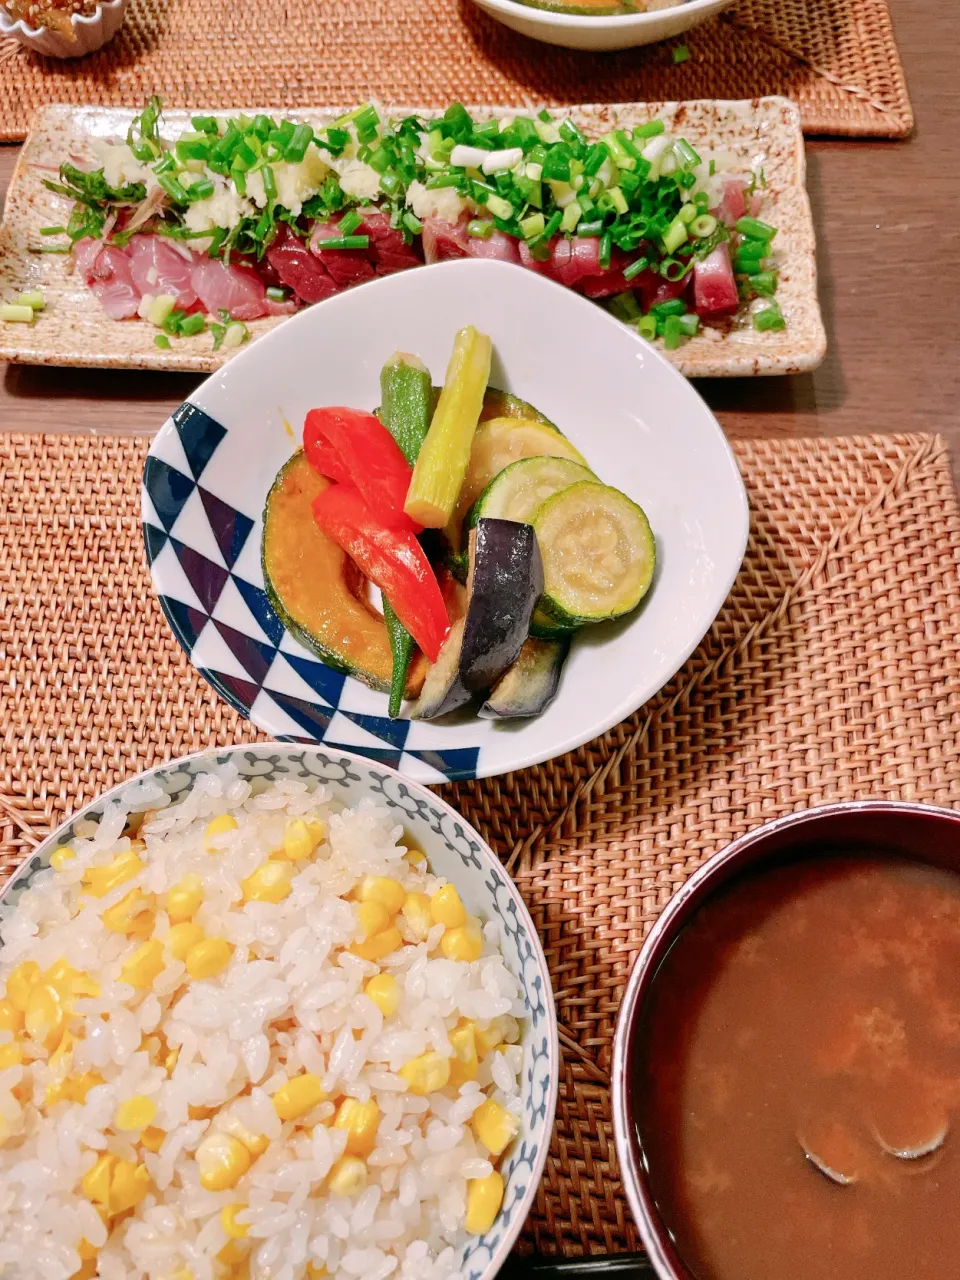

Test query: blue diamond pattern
[174,402,227,480]
[143,457,195,532]
[144,398,491,782]
[199,487,254,569]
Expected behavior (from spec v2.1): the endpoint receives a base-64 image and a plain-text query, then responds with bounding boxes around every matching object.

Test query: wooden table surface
[1,0,958,477]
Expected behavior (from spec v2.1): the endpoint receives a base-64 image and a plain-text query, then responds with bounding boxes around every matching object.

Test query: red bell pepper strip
[304,406,420,530]
[303,429,350,484]
[312,482,449,662]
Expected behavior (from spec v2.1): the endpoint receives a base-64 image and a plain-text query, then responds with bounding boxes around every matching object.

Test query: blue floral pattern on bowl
[0,744,558,1280]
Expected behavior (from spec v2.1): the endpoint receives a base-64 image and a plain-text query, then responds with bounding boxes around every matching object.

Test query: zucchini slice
[534,481,655,627]
[469,455,595,530]
[479,636,570,719]
[447,417,589,562]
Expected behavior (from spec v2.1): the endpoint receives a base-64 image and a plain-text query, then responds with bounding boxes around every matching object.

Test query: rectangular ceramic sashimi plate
[0,98,825,378]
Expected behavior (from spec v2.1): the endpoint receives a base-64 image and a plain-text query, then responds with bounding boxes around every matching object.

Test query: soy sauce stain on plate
[634,857,960,1280]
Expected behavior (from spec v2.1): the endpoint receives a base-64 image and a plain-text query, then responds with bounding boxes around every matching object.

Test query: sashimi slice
[693,243,739,317]
[73,238,140,319]
[464,228,522,265]
[421,216,469,264]
[127,235,198,309]
[190,258,274,321]
[265,224,340,304]
[358,210,422,274]
[310,220,376,287]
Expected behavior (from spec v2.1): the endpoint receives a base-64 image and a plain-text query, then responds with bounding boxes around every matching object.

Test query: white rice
[0,767,524,1280]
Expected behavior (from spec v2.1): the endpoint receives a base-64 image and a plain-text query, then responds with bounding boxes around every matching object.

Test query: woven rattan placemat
[0,0,913,142]
[1,428,957,1254]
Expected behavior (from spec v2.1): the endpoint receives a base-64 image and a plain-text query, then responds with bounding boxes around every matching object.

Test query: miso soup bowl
[470,0,734,52]
[610,800,960,1279]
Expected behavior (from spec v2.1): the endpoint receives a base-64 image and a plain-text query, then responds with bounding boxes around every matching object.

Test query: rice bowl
[0,747,557,1280]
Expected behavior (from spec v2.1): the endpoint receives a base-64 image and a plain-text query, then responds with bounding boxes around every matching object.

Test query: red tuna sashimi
[693,243,739,317]
[580,247,642,298]
[310,220,376,287]
[464,227,522,266]
[127,235,198,309]
[73,238,141,319]
[716,176,747,228]
[266,224,340,304]
[520,236,603,290]
[358,210,422,274]
[421,216,469,264]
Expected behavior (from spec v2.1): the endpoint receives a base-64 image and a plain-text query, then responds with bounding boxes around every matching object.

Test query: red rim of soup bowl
[610,799,960,1280]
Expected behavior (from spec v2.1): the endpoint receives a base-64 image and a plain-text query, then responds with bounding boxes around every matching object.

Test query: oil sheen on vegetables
[635,857,960,1280]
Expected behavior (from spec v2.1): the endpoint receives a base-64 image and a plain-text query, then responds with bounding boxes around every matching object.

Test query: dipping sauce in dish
[635,856,960,1280]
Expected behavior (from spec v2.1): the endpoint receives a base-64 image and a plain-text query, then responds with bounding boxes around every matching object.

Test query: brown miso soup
[635,856,960,1280]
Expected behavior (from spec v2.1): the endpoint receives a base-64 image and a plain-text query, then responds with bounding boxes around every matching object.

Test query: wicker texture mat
[1,429,958,1254]
[0,0,913,141]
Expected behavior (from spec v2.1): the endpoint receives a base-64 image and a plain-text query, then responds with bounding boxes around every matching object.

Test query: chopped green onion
[156,173,190,204]
[232,167,247,197]
[602,186,628,215]
[559,119,587,146]
[39,225,66,236]
[317,235,370,250]
[520,212,546,240]
[485,194,515,221]
[637,315,658,341]
[179,312,206,336]
[266,286,288,301]
[660,257,689,282]
[402,211,423,235]
[284,123,314,163]
[650,298,687,319]
[426,173,464,190]
[633,120,665,140]
[662,314,683,348]
[691,214,718,239]
[13,290,45,310]
[354,104,380,143]
[560,201,582,234]
[662,215,688,254]
[752,298,786,331]
[607,291,641,322]
[253,114,273,140]
[623,256,649,282]
[184,177,214,202]
[538,108,552,123]
[599,231,612,269]
[577,219,604,238]
[735,246,768,274]
[261,164,278,203]
[582,143,608,178]
[444,102,474,139]
[539,210,563,242]
[679,313,700,336]
[1,303,35,323]
[176,138,211,163]
[154,333,172,349]
[736,215,777,241]
[379,171,402,198]
[191,115,219,133]
[747,270,778,297]
[674,139,700,171]
[677,203,697,225]
[467,219,494,239]
[339,209,363,236]
[152,154,176,176]
[672,43,690,64]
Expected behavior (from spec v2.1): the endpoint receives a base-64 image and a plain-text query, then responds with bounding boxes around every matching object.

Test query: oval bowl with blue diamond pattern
[0,742,558,1280]
[142,258,748,784]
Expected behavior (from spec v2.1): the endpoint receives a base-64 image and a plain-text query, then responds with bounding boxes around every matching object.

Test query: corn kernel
[82,849,144,899]
[217,1240,248,1266]
[115,1095,157,1132]
[349,926,402,963]
[140,1126,166,1152]
[281,817,323,861]
[219,1112,270,1157]
[221,1203,250,1239]
[45,961,99,1000]
[49,1027,75,1070]
[77,1238,97,1260]
[402,847,428,871]
[166,873,203,923]
[0,999,24,1035]
[441,917,483,964]
[449,1020,479,1086]
[327,1155,367,1197]
[82,1153,114,1207]
[109,1159,151,1214]
[50,846,76,871]
[164,1045,180,1073]
[167,922,205,961]
[273,1071,326,1121]
[475,1016,514,1055]
[465,1171,504,1235]
[364,973,400,1017]
[6,961,40,1012]
[185,938,233,980]
[71,1259,97,1280]
[169,1271,194,1280]
[333,1098,381,1157]
[357,876,406,915]
[101,888,154,936]
[355,900,391,940]
[430,884,466,929]
[25,983,64,1050]
[196,1131,251,1191]
[189,1105,214,1121]
[204,813,238,851]
[401,893,432,941]
[120,939,165,989]
[399,1051,451,1096]
[46,1071,103,1107]
[241,861,294,905]
[472,1098,519,1157]
[0,1042,23,1069]
[307,1266,328,1278]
